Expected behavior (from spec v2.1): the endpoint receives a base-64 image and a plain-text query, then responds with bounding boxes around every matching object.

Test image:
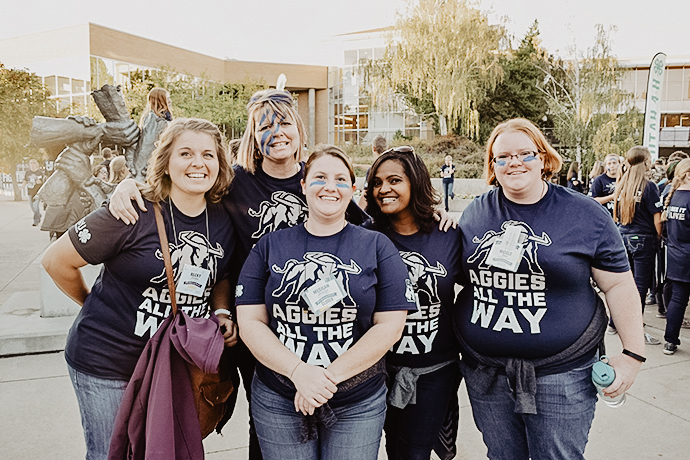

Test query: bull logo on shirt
[399,251,447,305]
[468,220,551,275]
[152,230,224,284]
[271,252,361,305]
[248,191,308,239]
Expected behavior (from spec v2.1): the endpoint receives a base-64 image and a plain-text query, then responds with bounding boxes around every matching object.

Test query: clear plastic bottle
[591,356,626,408]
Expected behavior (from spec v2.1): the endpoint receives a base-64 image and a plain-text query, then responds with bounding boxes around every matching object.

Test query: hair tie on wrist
[213,308,231,317]
[622,349,646,363]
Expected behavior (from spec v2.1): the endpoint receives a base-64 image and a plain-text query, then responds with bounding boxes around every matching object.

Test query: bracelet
[289,361,303,379]
[213,308,231,317]
[622,349,646,363]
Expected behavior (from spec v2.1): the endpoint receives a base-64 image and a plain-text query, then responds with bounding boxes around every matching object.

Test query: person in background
[589,153,620,217]
[566,161,584,193]
[610,146,663,345]
[650,157,667,185]
[236,145,414,460]
[41,118,238,460]
[661,158,690,354]
[22,159,46,226]
[358,134,388,210]
[100,148,114,175]
[108,156,129,184]
[92,164,109,182]
[127,88,173,182]
[587,160,604,194]
[440,155,456,212]
[365,146,462,460]
[455,118,644,460]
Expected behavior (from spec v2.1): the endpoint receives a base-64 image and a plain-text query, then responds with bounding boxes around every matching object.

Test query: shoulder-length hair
[236,89,307,174]
[365,147,440,233]
[142,118,233,204]
[304,144,356,184]
[484,118,562,186]
[613,146,651,225]
[108,155,129,184]
[590,161,604,178]
[140,88,171,125]
[663,158,690,221]
[567,161,579,181]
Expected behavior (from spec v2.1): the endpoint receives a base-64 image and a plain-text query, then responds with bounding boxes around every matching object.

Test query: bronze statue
[31,85,140,238]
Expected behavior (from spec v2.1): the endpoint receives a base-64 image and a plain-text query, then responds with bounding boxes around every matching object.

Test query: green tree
[477,21,550,141]
[365,0,505,138]
[0,62,58,200]
[537,25,633,171]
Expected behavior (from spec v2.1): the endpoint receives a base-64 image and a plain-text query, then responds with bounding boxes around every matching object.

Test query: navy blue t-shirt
[383,227,462,368]
[441,164,456,183]
[65,199,235,380]
[666,190,690,281]
[589,173,617,216]
[618,180,662,236]
[455,184,629,374]
[236,223,416,405]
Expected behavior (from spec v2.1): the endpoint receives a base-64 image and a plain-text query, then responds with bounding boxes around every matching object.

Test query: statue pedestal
[40,264,102,317]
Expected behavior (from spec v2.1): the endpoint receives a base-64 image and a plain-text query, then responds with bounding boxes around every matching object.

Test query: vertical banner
[643,53,666,161]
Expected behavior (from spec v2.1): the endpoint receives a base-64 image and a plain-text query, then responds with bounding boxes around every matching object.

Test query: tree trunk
[11,163,22,201]
[439,114,448,136]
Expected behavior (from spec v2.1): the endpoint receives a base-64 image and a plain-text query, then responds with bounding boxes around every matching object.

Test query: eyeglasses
[492,151,539,167]
[382,146,414,155]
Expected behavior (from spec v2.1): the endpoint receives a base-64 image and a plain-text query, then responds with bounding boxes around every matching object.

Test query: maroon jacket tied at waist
[108,311,224,460]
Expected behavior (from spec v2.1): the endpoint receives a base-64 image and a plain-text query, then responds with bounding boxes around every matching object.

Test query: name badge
[176,264,211,297]
[486,225,527,272]
[300,273,347,316]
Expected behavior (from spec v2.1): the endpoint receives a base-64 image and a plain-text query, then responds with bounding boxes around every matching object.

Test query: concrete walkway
[1,195,689,459]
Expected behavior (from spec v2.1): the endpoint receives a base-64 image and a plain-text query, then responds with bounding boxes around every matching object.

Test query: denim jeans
[251,375,387,460]
[67,363,128,460]
[664,280,690,345]
[29,195,41,225]
[463,358,597,460]
[442,181,454,211]
[622,234,657,312]
[384,363,461,460]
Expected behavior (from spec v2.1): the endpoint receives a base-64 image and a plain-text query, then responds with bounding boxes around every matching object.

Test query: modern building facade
[0,24,330,146]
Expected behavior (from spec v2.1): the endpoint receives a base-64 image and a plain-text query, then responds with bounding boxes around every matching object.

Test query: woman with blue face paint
[235,145,415,460]
[364,147,463,460]
[108,89,368,459]
[454,118,645,460]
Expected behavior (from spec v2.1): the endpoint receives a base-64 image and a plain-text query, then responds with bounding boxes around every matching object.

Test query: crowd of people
[35,84,688,460]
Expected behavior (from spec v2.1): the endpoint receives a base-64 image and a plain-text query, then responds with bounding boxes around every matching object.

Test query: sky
[0,0,687,67]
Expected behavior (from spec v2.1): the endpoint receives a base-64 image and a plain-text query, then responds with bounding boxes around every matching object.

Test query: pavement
[1,194,690,459]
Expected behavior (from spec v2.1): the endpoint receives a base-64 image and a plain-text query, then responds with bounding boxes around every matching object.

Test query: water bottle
[591,356,626,408]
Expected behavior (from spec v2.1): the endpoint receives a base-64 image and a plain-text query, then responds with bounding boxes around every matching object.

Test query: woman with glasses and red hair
[454,118,645,460]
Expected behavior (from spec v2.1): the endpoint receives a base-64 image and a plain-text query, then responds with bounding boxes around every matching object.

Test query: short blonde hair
[484,118,562,186]
[236,89,307,174]
[142,118,233,204]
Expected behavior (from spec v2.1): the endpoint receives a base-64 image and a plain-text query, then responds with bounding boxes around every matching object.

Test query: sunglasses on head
[382,146,414,155]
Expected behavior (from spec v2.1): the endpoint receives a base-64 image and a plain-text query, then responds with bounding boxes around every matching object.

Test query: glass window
[374,47,386,60]
[358,114,368,130]
[635,69,648,100]
[72,79,85,94]
[666,68,683,101]
[58,76,70,95]
[359,48,372,62]
[664,114,680,127]
[44,76,57,97]
[681,114,690,127]
[344,50,358,66]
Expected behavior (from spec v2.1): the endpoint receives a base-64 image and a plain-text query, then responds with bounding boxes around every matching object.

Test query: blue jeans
[463,358,597,460]
[67,363,128,460]
[621,234,657,312]
[384,363,461,460]
[251,375,387,460]
[442,181,454,211]
[29,194,41,225]
[664,280,690,345]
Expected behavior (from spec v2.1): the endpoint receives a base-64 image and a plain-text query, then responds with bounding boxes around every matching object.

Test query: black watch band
[622,348,646,363]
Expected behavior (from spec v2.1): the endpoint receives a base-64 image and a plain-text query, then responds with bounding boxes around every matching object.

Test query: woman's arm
[41,234,90,306]
[326,310,407,384]
[236,304,338,409]
[209,278,238,347]
[591,268,645,398]
[108,178,147,225]
[653,212,662,236]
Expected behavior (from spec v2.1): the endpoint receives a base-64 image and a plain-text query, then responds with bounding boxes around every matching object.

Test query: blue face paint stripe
[309,181,326,187]
[335,183,351,189]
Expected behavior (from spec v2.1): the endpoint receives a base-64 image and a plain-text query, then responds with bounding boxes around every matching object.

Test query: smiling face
[254,108,300,166]
[372,159,413,220]
[492,130,545,201]
[301,154,354,223]
[168,130,219,201]
[605,155,620,178]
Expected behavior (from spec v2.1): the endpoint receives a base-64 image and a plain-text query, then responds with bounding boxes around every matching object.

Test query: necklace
[168,199,210,251]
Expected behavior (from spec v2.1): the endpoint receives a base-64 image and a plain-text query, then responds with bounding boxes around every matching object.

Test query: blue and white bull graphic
[271,252,362,305]
[399,251,447,305]
[248,191,307,239]
[152,230,224,284]
[468,220,551,275]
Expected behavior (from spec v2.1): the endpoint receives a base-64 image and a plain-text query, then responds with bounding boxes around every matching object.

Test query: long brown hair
[613,146,651,225]
[663,158,690,221]
[484,118,562,186]
[142,118,233,204]
[236,89,307,174]
[140,88,172,125]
